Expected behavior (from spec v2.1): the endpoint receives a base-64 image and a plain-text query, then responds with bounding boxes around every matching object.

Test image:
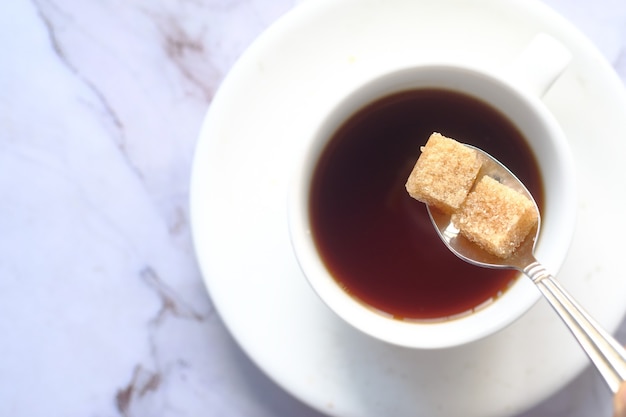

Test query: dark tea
[309,88,543,320]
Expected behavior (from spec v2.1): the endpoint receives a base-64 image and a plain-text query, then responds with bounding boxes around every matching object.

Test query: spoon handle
[523,261,626,393]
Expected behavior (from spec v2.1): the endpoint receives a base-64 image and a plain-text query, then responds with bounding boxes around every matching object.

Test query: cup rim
[287,61,577,349]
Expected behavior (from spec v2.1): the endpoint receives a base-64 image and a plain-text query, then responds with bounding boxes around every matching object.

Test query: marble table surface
[1,0,625,416]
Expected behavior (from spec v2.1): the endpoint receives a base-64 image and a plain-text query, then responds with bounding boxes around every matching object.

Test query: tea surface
[309,88,543,320]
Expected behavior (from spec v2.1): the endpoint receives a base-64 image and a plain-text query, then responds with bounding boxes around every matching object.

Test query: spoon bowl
[426,144,626,393]
[427,145,541,272]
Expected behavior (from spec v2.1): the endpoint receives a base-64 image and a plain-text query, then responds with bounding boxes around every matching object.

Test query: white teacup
[288,34,577,349]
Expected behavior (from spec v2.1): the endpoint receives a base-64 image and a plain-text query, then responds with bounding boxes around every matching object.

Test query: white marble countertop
[1,0,625,416]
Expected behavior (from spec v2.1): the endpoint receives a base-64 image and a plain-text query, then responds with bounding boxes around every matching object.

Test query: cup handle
[509,33,572,97]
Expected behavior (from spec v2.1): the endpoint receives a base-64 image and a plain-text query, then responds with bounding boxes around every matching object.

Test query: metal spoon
[427,144,626,393]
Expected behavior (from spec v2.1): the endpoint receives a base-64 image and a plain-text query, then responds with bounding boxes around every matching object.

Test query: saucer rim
[190,0,626,415]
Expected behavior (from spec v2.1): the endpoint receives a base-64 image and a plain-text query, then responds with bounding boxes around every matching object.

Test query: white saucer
[190,0,626,415]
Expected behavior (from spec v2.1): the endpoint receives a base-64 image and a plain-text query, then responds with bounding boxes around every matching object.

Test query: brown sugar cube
[452,175,538,258]
[405,132,482,213]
